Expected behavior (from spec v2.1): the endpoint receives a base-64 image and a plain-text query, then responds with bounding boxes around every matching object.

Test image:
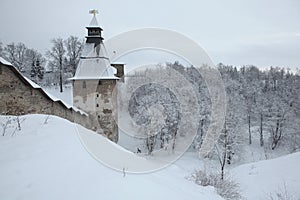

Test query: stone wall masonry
[0,63,89,129]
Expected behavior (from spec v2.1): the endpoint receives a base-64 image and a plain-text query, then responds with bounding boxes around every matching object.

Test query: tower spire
[85,9,103,45]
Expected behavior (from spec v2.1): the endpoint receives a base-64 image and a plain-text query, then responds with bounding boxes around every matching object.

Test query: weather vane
[89,9,99,17]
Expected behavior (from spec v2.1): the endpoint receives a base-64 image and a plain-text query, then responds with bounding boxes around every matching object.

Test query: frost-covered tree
[30,58,44,83]
[241,66,261,145]
[26,48,45,81]
[121,62,300,159]
[215,64,300,158]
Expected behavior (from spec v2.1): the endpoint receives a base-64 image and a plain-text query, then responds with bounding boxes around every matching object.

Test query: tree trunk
[248,114,252,145]
[199,119,204,147]
[221,161,225,180]
[59,58,63,93]
[271,118,283,150]
[259,112,264,146]
[221,121,227,180]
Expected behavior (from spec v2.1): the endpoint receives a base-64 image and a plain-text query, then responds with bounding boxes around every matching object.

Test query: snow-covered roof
[0,57,88,116]
[71,57,118,80]
[71,42,118,80]
[81,43,108,58]
[111,62,126,65]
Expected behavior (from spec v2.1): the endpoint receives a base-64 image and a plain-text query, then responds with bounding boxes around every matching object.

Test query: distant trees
[1,36,83,89]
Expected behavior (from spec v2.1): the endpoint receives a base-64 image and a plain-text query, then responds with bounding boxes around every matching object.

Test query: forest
[120,62,300,165]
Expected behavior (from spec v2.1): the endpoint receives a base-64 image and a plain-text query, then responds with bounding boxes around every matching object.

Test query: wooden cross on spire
[89,9,99,17]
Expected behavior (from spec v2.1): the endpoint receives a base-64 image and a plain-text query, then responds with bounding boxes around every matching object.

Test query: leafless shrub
[44,115,51,124]
[0,116,12,136]
[1,114,25,136]
[189,170,242,200]
[268,183,299,200]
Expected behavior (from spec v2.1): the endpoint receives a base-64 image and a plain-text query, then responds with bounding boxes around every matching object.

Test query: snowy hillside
[232,152,300,200]
[0,114,223,200]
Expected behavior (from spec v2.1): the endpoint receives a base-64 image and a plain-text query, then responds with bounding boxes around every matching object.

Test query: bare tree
[47,38,66,92]
[215,127,228,180]
[65,36,83,76]
[245,98,253,145]
[4,42,27,71]
[270,111,286,150]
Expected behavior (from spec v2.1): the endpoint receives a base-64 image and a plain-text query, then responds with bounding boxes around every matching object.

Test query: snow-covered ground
[1,114,300,200]
[0,114,223,200]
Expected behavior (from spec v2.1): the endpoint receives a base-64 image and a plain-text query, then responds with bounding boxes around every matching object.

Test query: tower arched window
[83,81,86,88]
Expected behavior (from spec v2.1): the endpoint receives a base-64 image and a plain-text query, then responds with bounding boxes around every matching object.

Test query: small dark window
[83,81,86,89]
[96,94,99,97]
[98,115,100,119]
[0,65,2,74]
[96,104,99,107]
[98,81,102,85]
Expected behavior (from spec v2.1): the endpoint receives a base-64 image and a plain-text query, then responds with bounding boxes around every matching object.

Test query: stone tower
[71,11,123,142]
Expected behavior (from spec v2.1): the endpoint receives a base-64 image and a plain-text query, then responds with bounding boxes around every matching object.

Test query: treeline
[0,36,83,91]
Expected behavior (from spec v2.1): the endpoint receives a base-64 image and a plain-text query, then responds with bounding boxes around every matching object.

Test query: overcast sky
[1,0,299,69]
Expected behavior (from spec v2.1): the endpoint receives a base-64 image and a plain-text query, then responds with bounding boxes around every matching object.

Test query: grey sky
[1,0,299,68]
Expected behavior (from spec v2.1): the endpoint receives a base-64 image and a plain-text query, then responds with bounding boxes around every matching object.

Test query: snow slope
[0,114,223,200]
[232,152,300,200]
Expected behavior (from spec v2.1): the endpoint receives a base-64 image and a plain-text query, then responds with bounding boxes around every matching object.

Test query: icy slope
[232,151,300,200]
[0,114,223,200]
